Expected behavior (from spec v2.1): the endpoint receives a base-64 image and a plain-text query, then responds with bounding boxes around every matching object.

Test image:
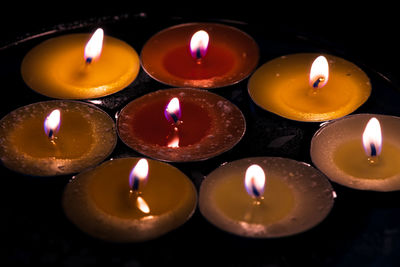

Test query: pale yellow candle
[199,157,334,238]
[311,114,400,191]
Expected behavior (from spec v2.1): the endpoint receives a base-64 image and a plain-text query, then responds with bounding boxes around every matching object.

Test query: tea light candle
[199,157,334,238]
[63,157,197,242]
[311,114,400,191]
[248,53,371,122]
[117,88,246,162]
[0,100,117,176]
[21,28,140,99]
[141,22,259,89]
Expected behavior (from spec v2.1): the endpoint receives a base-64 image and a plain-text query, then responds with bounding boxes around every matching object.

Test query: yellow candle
[311,114,400,191]
[63,157,197,242]
[21,28,140,99]
[248,53,371,122]
[0,100,116,176]
[199,157,334,238]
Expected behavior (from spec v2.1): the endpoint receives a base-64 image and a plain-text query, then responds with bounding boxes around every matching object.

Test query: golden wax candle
[0,101,116,176]
[63,157,197,242]
[311,114,400,191]
[199,157,334,238]
[248,53,371,122]
[21,30,140,99]
[141,23,259,89]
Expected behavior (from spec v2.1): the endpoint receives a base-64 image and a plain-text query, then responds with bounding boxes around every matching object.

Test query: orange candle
[0,100,116,176]
[248,53,371,122]
[63,157,197,242]
[141,23,259,89]
[21,28,140,99]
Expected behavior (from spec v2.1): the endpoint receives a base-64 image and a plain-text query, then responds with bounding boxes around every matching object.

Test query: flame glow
[136,196,150,214]
[362,117,382,157]
[84,28,104,63]
[129,159,149,191]
[190,30,209,60]
[44,109,61,139]
[244,164,266,198]
[167,134,180,148]
[164,97,181,124]
[309,55,329,89]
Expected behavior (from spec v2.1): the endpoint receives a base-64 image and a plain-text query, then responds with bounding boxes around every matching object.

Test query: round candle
[248,53,371,122]
[0,100,117,176]
[21,28,140,99]
[141,23,259,89]
[117,88,246,162]
[311,113,400,191]
[199,157,334,238]
[63,157,197,242]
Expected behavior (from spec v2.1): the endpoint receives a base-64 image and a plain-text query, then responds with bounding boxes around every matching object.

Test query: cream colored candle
[199,157,334,238]
[311,113,400,191]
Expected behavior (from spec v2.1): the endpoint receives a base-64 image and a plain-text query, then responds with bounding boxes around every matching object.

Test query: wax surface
[199,157,334,238]
[248,53,371,121]
[129,97,211,147]
[334,140,400,179]
[141,23,259,88]
[213,172,295,224]
[117,88,246,162]
[0,101,116,176]
[311,114,400,191]
[21,34,140,99]
[163,43,235,79]
[63,157,197,242]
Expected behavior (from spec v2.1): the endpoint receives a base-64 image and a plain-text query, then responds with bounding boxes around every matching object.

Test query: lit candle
[141,23,259,88]
[117,88,246,162]
[199,157,334,238]
[63,157,197,242]
[248,53,371,122]
[21,28,140,99]
[311,114,400,191]
[0,100,116,176]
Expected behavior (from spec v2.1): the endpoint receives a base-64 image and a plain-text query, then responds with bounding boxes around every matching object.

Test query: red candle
[141,23,259,89]
[117,88,246,162]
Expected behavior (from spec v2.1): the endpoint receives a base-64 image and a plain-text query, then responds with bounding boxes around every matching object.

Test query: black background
[1,3,400,267]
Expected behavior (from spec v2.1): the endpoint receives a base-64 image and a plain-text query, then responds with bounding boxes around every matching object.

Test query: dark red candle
[117,88,246,162]
[141,23,259,89]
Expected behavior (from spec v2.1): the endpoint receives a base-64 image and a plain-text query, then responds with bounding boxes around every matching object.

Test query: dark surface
[1,6,400,267]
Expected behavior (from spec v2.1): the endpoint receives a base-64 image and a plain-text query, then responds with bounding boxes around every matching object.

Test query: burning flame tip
[245,164,266,198]
[310,55,329,89]
[84,28,104,62]
[190,30,209,60]
[362,117,382,157]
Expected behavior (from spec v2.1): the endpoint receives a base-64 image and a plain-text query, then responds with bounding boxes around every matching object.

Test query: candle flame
[164,97,181,124]
[129,159,149,192]
[362,117,382,157]
[190,30,209,60]
[136,196,150,214]
[84,28,104,63]
[244,164,265,198]
[44,109,61,139]
[309,55,329,89]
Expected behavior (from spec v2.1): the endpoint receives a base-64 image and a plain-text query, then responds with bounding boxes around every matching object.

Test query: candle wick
[85,57,93,64]
[170,113,179,124]
[313,77,325,89]
[370,143,377,157]
[131,175,140,191]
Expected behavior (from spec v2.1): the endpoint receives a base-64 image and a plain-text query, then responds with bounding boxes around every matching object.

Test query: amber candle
[63,157,197,242]
[141,23,259,89]
[0,100,116,176]
[117,88,246,162]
